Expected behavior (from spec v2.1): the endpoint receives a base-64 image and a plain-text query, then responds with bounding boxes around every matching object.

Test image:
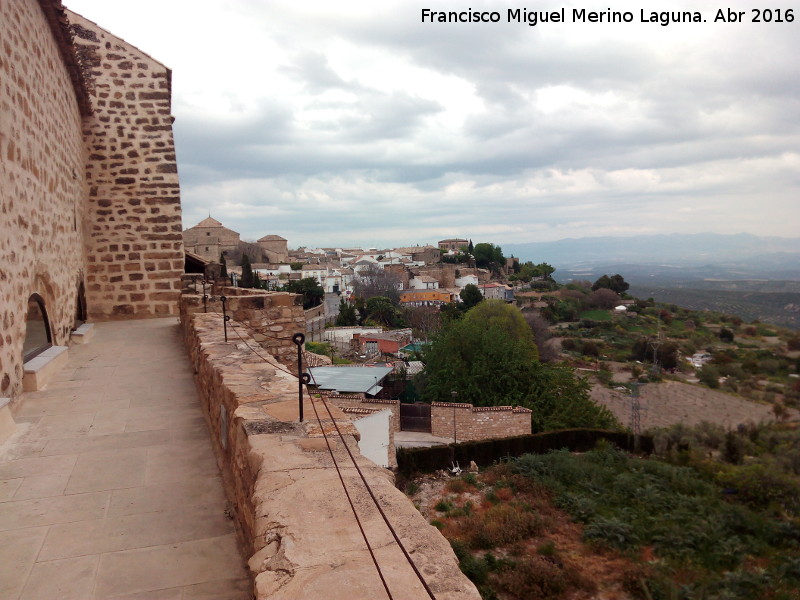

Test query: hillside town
[183,216,517,306]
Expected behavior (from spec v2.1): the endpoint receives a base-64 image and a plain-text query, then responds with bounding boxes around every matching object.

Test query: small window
[23,294,52,362]
[206,232,210,236]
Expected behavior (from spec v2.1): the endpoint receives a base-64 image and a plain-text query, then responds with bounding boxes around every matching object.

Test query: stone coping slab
[22,346,69,392]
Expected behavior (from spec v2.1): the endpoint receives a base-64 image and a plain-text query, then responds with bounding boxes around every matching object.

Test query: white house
[409,275,439,290]
[455,274,479,288]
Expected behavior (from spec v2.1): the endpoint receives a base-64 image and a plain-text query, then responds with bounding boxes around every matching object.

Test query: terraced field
[591,380,798,430]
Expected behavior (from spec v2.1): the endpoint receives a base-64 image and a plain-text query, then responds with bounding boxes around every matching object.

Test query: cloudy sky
[65,0,799,249]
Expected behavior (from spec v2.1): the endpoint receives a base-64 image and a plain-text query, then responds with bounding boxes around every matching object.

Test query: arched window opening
[23,294,52,362]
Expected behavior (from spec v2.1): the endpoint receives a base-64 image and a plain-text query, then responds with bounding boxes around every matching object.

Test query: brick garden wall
[318,394,530,446]
[431,402,532,442]
[69,11,184,320]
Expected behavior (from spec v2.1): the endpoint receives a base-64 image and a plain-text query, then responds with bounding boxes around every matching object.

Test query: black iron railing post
[221,295,229,342]
[293,333,308,422]
[202,279,208,313]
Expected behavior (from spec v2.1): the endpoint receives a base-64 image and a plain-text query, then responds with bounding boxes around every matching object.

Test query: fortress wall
[0,0,88,399]
[69,11,184,320]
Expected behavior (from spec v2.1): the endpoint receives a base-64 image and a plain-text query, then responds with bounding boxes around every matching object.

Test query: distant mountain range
[503,233,800,328]
[503,233,800,282]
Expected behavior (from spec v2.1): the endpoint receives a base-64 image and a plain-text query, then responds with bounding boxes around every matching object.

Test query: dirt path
[591,380,797,430]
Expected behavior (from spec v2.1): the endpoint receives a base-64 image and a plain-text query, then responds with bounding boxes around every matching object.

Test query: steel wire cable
[313,389,437,600]
[223,320,394,597]
[219,316,436,598]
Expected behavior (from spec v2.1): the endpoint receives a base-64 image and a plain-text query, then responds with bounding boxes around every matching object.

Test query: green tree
[239,254,254,288]
[219,253,228,279]
[418,301,618,431]
[336,299,357,326]
[532,262,556,280]
[365,296,402,327]
[283,277,324,309]
[472,243,505,270]
[252,270,262,289]
[592,274,629,294]
[459,283,483,310]
[463,300,538,350]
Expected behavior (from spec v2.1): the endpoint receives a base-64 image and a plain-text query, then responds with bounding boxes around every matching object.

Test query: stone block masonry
[180,287,306,367]
[69,11,184,320]
[182,312,480,599]
[0,0,90,399]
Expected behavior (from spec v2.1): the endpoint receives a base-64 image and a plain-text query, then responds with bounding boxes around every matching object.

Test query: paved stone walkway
[0,319,250,600]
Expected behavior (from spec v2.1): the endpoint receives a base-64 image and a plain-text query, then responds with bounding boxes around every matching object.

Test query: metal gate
[400,403,431,432]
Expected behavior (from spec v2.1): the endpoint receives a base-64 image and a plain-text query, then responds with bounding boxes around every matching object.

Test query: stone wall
[69,11,184,320]
[0,0,89,399]
[180,287,306,366]
[431,402,532,442]
[182,312,480,599]
[417,263,459,288]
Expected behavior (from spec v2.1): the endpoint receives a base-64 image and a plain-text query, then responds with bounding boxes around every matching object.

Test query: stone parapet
[180,288,305,367]
[182,312,480,600]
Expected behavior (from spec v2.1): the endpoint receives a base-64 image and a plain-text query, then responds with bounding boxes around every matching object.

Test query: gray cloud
[65,0,799,246]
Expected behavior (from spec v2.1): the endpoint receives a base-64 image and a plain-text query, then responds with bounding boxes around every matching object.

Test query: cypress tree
[240,254,254,288]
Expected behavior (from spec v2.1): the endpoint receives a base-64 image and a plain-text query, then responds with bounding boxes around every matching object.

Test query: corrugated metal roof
[308,366,393,394]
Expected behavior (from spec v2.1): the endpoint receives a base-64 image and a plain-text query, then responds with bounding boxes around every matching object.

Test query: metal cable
[306,383,395,599]
[224,320,394,598]
[314,390,438,599]
[221,317,435,598]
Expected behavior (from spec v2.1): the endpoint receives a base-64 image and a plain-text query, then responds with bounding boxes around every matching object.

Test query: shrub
[435,499,455,513]
[717,462,800,515]
[467,503,542,549]
[583,517,638,550]
[447,478,469,494]
[495,555,594,599]
[698,364,721,388]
